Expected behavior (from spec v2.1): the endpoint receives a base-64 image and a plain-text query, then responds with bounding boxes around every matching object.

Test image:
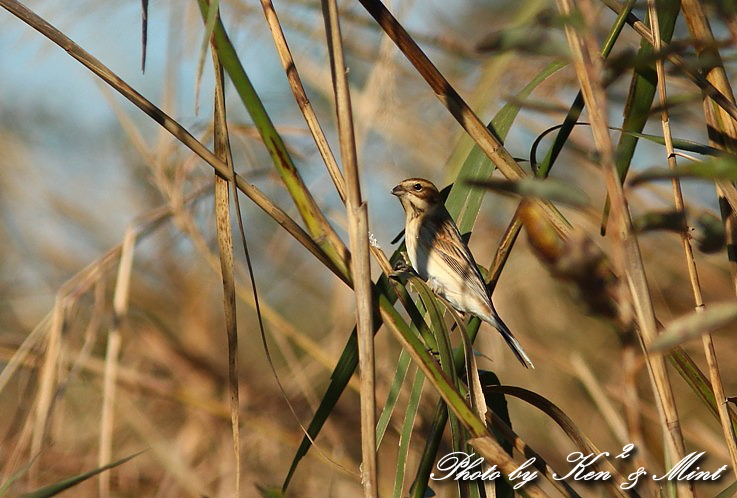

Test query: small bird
[391,178,534,368]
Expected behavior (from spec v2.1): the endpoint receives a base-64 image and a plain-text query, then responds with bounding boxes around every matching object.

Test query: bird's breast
[404,216,422,277]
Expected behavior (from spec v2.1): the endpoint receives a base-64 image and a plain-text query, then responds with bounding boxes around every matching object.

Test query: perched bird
[391,178,534,368]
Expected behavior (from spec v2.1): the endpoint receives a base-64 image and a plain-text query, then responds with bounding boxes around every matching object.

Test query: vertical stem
[99,228,136,498]
[554,1,690,495]
[321,0,377,495]
[648,0,737,478]
[212,44,241,495]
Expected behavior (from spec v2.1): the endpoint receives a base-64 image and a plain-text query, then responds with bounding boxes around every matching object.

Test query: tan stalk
[570,354,628,445]
[258,0,346,203]
[554,1,690,496]
[676,0,737,477]
[4,405,35,483]
[212,46,241,494]
[0,314,50,405]
[28,298,63,485]
[257,0,402,280]
[321,1,377,495]
[622,345,653,493]
[99,227,135,498]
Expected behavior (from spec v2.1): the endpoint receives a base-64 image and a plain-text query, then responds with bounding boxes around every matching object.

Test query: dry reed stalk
[258,0,346,203]
[257,0,402,280]
[677,0,737,478]
[570,353,628,445]
[211,45,241,495]
[0,314,50,403]
[321,1,377,495]
[622,345,655,495]
[98,227,135,498]
[553,1,690,497]
[28,297,63,486]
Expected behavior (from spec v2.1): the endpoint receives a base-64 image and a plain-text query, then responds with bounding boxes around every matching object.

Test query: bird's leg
[389,254,416,280]
[427,276,443,295]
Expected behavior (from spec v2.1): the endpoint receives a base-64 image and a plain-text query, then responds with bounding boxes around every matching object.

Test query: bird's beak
[391,184,404,196]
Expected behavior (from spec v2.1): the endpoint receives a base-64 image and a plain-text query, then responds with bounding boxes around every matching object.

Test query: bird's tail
[488,314,534,369]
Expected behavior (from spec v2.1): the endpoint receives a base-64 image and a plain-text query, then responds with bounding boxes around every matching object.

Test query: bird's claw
[389,257,415,280]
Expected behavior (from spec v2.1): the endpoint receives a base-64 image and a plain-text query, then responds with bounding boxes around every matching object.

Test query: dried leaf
[652,303,737,352]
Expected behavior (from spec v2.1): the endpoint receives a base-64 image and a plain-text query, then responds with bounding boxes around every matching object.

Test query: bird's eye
[413,183,422,191]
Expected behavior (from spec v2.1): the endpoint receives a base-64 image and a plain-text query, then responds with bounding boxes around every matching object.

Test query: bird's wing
[419,209,490,301]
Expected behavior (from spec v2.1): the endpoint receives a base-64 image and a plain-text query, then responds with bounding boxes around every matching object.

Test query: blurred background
[1,0,737,496]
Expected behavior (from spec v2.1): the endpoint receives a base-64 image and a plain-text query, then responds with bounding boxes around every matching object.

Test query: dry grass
[1,0,737,497]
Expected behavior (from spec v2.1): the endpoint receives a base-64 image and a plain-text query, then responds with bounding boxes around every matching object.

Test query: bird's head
[391,178,442,215]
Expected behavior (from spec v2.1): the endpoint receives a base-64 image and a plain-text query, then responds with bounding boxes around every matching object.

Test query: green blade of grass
[600,0,682,233]
[392,368,424,498]
[446,61,567,232]
[197,0,350,279]
[716,479,737,498]
[21,451,142,498]
[408,398,448,498]
[535,0,636,179]
[194,0,220,113]
[669,348,717,417]
[479,371,514,498]
[408,275,466,496]
[375,348,411,448]
[0,454,39,497]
